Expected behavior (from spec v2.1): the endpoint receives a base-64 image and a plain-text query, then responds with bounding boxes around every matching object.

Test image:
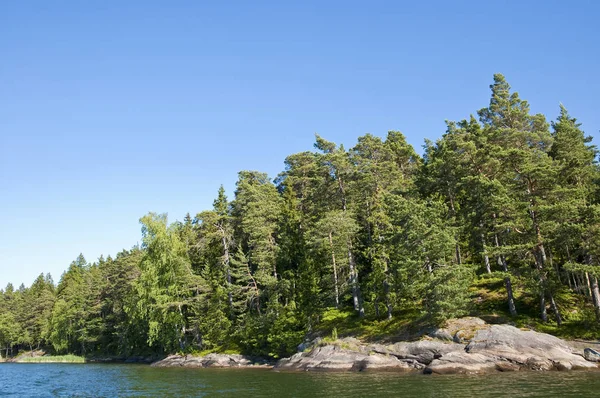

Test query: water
[1,363,600,397]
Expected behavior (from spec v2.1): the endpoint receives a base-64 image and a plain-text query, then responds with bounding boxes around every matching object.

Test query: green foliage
[426,265,475,325]
[265,308,305,358]
[130,213,206,353]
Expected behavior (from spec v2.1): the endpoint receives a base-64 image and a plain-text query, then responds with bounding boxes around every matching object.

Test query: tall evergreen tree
[314,135,364,317]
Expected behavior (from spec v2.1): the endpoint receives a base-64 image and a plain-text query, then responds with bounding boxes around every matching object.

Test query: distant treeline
[2,74,600,359]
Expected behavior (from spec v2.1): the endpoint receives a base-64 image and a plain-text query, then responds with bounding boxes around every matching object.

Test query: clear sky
[1,0,599,288]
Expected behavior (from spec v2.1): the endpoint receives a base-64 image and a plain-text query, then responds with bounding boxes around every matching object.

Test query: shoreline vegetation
[3,74,600,373]
[12,354,85,363]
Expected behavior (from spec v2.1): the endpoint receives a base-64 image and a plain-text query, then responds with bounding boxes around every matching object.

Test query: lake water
[1,363,600,397]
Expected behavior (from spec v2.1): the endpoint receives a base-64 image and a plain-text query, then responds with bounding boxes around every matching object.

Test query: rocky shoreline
[8,318,597,374]
[151,353,273,368]
[151,318,600,374]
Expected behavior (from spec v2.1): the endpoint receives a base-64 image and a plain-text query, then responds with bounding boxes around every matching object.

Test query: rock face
[423,351,499,374]
[374,340,464,366]
[277,319,600,374]
[275,338,465,371]
[428,317,488,344]
[425,324,598,374]
[275,343,422,371]
[151,353,272,368]
[584,348,600,362]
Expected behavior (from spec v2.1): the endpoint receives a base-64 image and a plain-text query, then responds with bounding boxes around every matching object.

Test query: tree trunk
[480,221,491,274]
[269,235,278,280]
[328,231,340,308]
[245,258,261,315]
[383,253,392,320]
[540,292,548,322]
[347,243,364,317]
[573,273,580,294]
[455,244,462,265]
[591,276,600,322]
[503,275,517,317]
[494,232,517,316]
[337,176,347,212]
[586,272,593,298]
[220,231,234,315]
[549,293,562,326]
[531,205,561,323]
[449,193,461,265]
[384,278,392,320]
[537,242,548,322]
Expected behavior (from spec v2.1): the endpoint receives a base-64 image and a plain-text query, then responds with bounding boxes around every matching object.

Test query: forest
[2,74,600,359]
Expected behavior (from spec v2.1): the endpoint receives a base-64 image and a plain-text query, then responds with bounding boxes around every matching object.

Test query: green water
[1,363,599,397]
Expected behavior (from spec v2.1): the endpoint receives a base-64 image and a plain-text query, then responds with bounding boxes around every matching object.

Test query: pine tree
[478,74,559,323]
[549,105,600,320]
[195,186,236,317]
[232,171,282,298]
[49,255,89,354]
[314,135,364,317]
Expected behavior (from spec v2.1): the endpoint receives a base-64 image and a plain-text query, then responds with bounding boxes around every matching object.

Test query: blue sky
[1,0,599,287]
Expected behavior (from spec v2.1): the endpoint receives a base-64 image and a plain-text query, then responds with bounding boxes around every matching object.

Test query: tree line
[2,74,599,359]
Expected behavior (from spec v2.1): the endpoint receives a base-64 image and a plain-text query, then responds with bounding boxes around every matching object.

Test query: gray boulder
[428,328,454,341]
[379,340,464,365]
[424,351,498,374]
[584,348,600,362]
[151,353,271,368]
[275,343,421,371]
[297,337,322,352]
[425,324,598,374]
[465,325,596,371]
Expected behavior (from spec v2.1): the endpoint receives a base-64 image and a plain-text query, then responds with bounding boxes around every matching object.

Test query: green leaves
[132,213,205,352]
[425,265,475,325]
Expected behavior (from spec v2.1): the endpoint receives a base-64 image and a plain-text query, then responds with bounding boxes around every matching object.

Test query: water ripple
[1,363,599,397]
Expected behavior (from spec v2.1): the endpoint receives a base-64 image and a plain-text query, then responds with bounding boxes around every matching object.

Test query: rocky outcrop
[275,342,422,371]
[372,340,464,365]
[277,319,600,374]
[151,353,272,368]
[424,324,598,374]
[149,318,600,374]
[276,338,465,371]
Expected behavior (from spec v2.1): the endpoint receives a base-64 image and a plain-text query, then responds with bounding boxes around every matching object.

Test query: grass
[190,344,243,357]
[315,305,427,344]
[470,274,600,340]
[311,274,600,347]
[17,354,86,363]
